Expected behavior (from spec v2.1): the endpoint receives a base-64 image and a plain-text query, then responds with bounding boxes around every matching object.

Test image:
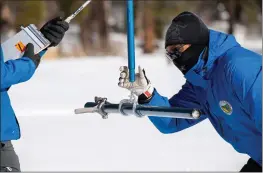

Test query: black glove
[40,17,69,47]
[22,43,41,68]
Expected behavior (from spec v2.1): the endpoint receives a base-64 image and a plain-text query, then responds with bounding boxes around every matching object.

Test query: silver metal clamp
[94,97,108,119]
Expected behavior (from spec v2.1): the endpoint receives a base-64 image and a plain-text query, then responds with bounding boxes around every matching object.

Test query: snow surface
[8,55,250,171]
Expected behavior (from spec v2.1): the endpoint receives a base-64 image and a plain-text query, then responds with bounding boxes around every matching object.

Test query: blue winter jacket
[0,46,46,142]
[147,30,262,165]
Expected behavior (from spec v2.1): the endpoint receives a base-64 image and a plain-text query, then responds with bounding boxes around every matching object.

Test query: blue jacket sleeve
[1,47,46,90]
[146,81,207,134]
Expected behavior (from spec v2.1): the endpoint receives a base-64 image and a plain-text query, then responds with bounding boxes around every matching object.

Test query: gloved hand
[118,66,154,103]
[22,43,41,68]
[40,17,69,47]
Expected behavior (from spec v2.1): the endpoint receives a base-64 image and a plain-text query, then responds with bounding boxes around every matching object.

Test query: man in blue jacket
[0,17,69,172]
[118,12,262,172]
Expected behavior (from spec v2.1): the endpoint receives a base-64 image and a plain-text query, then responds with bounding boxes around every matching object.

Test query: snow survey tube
[74,97,201,120]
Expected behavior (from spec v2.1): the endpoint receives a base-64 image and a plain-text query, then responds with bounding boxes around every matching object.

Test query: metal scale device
[1,0,92,62]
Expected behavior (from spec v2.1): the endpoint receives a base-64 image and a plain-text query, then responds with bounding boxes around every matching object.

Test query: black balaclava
[165,11,209,74]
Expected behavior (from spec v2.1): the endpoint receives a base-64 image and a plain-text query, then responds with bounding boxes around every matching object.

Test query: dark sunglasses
[165,47,182,61]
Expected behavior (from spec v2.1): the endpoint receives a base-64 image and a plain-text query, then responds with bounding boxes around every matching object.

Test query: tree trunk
[257,0,262,11]
[80,0,96,55]
[234,0,242,23]
[80,0,109,55]
[143,0,155,53]
[227,0,236,34]
[97,0,109,51]
[0,1,3,16]
[135,0,144,39]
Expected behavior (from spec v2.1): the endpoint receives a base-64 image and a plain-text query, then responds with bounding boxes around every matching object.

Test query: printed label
[15,41,26,52]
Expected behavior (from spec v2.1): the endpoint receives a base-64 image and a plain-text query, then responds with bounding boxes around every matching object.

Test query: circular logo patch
[219,100,233,115]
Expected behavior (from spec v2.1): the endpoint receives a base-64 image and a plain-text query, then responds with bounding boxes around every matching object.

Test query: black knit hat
[165,11,209,48]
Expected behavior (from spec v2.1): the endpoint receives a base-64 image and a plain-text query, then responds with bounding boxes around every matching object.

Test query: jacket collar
[184,30,240,89]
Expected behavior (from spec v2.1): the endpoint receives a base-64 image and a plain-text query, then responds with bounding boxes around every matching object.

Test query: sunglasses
[165,45,185,61]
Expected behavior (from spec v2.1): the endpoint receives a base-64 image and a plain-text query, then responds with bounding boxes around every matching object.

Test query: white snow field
[8,54,251,171]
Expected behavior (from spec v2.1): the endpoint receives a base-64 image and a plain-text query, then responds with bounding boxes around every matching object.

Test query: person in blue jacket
[0,17,69,172]
[118,12,262,172]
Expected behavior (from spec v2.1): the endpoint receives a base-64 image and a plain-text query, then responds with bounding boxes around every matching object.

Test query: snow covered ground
[7,54,253,171]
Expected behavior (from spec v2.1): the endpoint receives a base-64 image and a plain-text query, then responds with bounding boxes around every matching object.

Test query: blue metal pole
[127,0,135,82]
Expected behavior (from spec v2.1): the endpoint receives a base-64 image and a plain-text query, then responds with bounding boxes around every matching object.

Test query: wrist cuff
[138,85,154,104]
